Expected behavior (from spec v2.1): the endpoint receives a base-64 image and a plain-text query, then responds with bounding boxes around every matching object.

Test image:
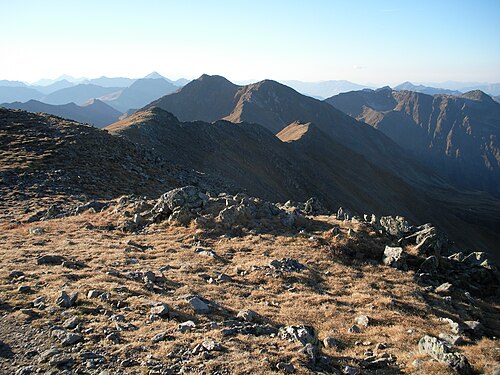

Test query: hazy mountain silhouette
[84,76,135,88]
[102,78,178,112]
[280,80,370,99]
[395,81,462,95]
[33,79,75,94]
[1,99,122,128]
[41,84,122,105]
[0,80,27,87]
[0,86,43,103]
[325,88,500,196]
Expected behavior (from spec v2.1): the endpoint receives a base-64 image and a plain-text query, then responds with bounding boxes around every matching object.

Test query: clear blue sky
[1,0,499,85]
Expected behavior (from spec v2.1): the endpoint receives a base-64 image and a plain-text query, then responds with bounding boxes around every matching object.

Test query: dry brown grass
[0,207,498,374]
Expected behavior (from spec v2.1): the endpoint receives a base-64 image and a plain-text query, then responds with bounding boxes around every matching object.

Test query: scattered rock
[187,296,211,313]
[278,325,317,346]
[151,332,173,343]
[418,335,472,374]
[56,291,78,308]
[178,320,196,333]
[150,303,169,318]
[269,258,306,272]
[379,216,410,237]
[419,255,439,273]
[61,332,83,346]
[348,325,361,333]
[237,309,258,322]
[323,336,340,349]
[37,254,65,265]
[276,361,295,373]
[354,315,370,327]
[62,316,80,329]
[435,282,453,295]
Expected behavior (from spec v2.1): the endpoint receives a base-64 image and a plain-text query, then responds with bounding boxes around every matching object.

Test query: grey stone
[62,317,80,329]
[354,315,370,327]
[276,361,295,373]
[348,325,361,333]
[188,296,210,313]
[435,282,453,295]
[379,216,410,237]
[383,246,407,270]
[56,291,78,308]
[61,333,83,346]
[418,335,472,374]
[150,303,169,317]
[419,255,439,273]
[37,255,65,265]
[278,325,317,346]
[438,333,464,345]
[323,336,340,349]
[178,320,196,332]
[237,309,257,322]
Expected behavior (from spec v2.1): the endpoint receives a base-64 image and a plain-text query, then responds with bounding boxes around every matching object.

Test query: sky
[1,0,499,85]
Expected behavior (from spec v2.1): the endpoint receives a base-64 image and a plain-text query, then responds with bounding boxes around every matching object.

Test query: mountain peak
[461,90,494,103]
[144,71,165,79]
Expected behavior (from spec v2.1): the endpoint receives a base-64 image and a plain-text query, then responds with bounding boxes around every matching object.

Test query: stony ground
[0,194,499,375]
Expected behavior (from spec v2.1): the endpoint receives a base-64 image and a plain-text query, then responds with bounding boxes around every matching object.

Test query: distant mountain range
[1,99,121,127]
[278,80,370,99]
[394,81,462,95]
[325,87,500,196]
[0,73,188,119]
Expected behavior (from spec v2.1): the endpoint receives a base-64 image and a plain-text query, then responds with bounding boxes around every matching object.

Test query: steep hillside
[1,99,122,128]
[42,84,122,105]
[0,86,43,103]
[325,89,500,196]
[107,107,500,257]
[147,75,445,192]
[0,108,181,219]
[148,74,241,122]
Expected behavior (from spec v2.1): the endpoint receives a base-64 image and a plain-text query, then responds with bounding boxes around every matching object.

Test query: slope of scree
[0,184,498,374]
[325,88,500,196]
[0,108,226,221]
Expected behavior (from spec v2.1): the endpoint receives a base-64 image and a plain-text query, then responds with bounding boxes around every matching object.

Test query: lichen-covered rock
[414,226,447,256]
[383,246,407,270]
[150,186,208,222]
[418,335,472,374]
[379,216,411,237]
[419,255,439,273]
[278,325,318,347]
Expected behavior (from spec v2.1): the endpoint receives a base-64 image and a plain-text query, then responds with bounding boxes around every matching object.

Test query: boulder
[188,296,211,313]
[56,291,78,308]
[37,255,65,266]
[150,186,208,222]
[414,227,447,256]
[303,197,328,215]
[418,335,472,374]
[278,325,317,347]
[379,216,410,237]
[382,246,407,270]
[419,255,439,273]
[269,258,307,272]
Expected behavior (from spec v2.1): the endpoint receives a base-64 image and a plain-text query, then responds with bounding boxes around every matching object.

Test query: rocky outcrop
[418,335,472,374]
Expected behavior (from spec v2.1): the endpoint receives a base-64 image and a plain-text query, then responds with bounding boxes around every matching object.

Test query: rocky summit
[0,107,499,374]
